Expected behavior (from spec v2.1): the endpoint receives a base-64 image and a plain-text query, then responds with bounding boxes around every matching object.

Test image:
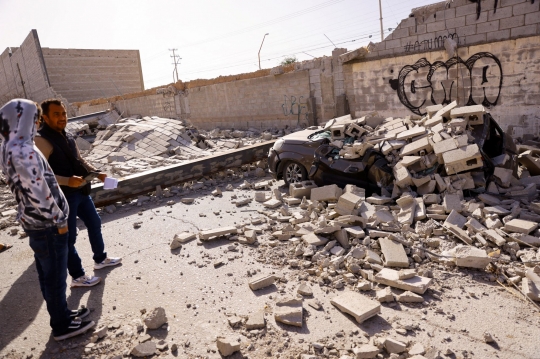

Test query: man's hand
[68,175,84,188]
[97,173,107,182]
[58,226,68,235]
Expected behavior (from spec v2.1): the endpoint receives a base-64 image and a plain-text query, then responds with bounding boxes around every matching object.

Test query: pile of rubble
[67,111,296,178]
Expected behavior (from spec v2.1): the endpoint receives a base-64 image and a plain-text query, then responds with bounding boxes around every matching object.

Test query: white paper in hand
[103,177,119,190]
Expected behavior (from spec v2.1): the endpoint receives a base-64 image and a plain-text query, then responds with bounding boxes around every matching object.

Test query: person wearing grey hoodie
[0,99,95,341]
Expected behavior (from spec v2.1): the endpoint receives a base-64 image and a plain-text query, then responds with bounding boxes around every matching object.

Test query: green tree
[280,56,297,66]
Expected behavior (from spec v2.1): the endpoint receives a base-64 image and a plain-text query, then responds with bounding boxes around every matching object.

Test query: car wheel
[282,161,307,185]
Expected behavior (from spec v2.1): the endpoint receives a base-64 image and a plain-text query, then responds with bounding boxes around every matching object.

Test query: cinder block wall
[187,70,311,130]
[0,30,54,104]
[42,48,144,103]
[347,0,540,136]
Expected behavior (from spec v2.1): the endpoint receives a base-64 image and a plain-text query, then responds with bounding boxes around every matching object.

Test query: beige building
[0,30,144,105]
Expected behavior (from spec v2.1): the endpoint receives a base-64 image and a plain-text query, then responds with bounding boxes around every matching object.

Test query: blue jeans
[65,191,107,279]
[27,227,72,335]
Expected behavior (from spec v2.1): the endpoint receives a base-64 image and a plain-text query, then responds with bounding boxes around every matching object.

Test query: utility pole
[379,0,384,42]
[258,33,269,70]
[169,49,181,83]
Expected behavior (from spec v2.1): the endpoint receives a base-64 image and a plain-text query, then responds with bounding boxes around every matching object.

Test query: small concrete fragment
[199,226,237,240]
[384,338,407,354]
[143,307,167,329]
[216,337,240,356]
[274,296,303,327]
[353,344,380,358]
[131,341,156,357]
[504,219,537,234]
[330,291,381,323]
[302,232,329,246]
[374,268,432,294]
[245,311,266,330]
[396,291,424,303]
[376,287,394,303]
[379,237,409,268]
[453,246,491,269]
[297,283,313,296]
[311,184,342,202]
[170,232,196,249]
[249,274,276,290]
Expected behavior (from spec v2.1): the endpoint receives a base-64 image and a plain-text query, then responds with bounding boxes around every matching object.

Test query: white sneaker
[94,257,122,270]
[71,275,101,288]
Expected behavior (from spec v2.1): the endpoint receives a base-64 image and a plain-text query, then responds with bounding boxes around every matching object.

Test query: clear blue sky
[0,0,438,90]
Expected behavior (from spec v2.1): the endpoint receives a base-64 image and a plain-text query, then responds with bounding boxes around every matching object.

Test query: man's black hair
[40,99,64,117]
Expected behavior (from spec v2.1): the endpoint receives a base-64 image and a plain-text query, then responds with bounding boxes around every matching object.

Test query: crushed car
[269,102,519,198]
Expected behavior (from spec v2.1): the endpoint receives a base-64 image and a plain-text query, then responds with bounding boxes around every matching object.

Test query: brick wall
[350,36,540,136]
[367,0,540,59]
[41,48,144,103]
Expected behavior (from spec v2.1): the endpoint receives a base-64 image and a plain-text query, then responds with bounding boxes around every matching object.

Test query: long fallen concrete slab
[90,140,276,207]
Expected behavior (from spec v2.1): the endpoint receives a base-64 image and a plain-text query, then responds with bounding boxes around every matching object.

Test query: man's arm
[34,136,82,187]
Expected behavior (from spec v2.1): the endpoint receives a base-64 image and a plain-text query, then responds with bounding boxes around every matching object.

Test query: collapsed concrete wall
[41,48,144,102]
[344,0,540,136]
[0,30,55,104]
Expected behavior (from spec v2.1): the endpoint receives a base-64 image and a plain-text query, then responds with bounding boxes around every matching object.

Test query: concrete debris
[199,226,237,240]
[248,274,276,290]
[170,232,196,249]
[376,287,394,303]
[396,291,424,303]
[384,337,407,354]
[330,291,381,323]
[216,337,240,356]
[245,310,266,330]
[143,307,167,329]
[353,344,380,358]
[452,245,491,269]
[274,296,303,327]
[130,341,156,357]
[375,268,432,294]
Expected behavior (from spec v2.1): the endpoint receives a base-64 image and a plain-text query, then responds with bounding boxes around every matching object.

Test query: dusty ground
[1,176,540,359]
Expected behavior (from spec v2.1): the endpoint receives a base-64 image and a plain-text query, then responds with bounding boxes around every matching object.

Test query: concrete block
[345,226,366,239]
[426,104,443,117]
[345,123,366,137]
[485,229,506,246]
[335,192,363,215]
[523,267,540,301]
[423,193,440,205]
[417,180,436,196]
[400,156,422,167]
[442,144,483,175]
[330,291,381,323]
[366,194,393,204]
[450,105,485,125]
[443,194,462,213]
[289,180,318,199]
[478,193,501,206]
[505,219,537,234]
[379,238,409,268]
[396,126,427,141]
[302,232,328,246]
[433,137,459,156]
[400,137,433,156]
[170,232,196,249]
[374,268,433,294]
[263,199,282,208]
[330,124,347,140]
[446,223,473,245]
[454,245,491,269]
[248,274,276,290]
[394,165,413,188]
[199,226,237,240]
[311,184,342,202]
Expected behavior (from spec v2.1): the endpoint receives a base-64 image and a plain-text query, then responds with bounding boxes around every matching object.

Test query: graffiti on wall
[281,95,308,124]
[388,52,503,116]
[404,33,463,53]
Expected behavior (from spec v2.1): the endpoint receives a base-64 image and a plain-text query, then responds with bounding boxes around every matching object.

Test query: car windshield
[308,130,331,141]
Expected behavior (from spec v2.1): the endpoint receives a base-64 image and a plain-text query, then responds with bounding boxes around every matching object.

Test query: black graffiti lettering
[388,52,503,116]
[282,95,308,124]
[481,66,490,84]
[404,33,461,53]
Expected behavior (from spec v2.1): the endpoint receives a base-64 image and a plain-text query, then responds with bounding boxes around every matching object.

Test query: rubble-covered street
[2,103,540,359]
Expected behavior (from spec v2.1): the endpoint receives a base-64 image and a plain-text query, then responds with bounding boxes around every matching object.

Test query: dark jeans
[65,191,107,278]
[27,226,72,335]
